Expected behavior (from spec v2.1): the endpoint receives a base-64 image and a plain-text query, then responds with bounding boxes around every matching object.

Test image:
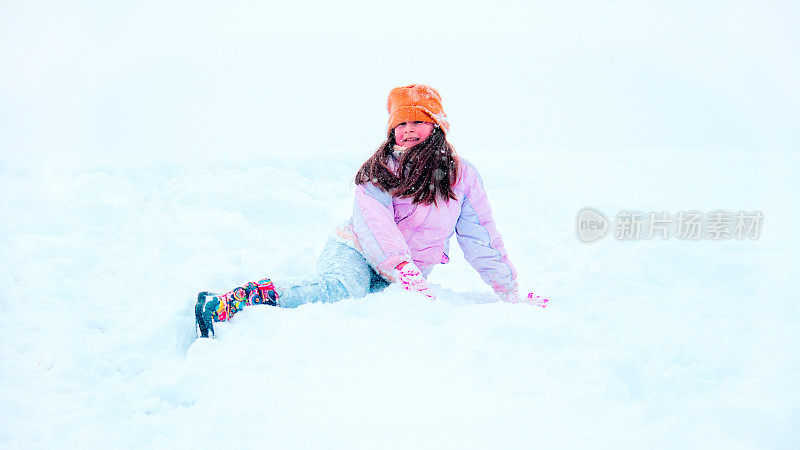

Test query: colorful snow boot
[195,278,280,338]
[248,279,280,306]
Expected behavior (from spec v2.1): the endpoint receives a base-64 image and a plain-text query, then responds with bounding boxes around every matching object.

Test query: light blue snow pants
[272,237,391,308]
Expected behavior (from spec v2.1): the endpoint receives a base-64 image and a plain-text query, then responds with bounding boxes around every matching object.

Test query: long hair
[354,126,460,205]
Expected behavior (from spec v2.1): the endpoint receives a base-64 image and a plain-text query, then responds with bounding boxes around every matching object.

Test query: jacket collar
[391,144,409,160]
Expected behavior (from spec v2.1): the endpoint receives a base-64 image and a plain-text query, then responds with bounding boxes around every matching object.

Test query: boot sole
[195,291,217,338]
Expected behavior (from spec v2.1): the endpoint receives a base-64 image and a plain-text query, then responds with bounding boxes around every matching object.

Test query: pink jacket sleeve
[352,182,413,282]
[455,161,519,296]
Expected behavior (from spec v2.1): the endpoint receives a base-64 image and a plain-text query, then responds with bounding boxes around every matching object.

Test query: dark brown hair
[354,126,460,205]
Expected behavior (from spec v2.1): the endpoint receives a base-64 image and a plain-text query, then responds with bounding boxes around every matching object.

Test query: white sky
[1,0,798,164]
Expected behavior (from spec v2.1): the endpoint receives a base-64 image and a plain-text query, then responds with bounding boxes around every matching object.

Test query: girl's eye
[413,121,425,125]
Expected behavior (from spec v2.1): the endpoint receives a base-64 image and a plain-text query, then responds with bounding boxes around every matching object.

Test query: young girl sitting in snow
[195,84,547,337]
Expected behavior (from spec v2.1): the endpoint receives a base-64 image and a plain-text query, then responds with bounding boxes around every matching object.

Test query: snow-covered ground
[1,147,797,449]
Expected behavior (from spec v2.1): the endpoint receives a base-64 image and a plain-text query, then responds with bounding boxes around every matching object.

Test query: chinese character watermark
[675,211,703,240]
[575,208,763,243]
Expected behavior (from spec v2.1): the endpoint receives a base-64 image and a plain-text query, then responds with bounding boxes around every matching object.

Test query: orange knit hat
[386,84,450,135]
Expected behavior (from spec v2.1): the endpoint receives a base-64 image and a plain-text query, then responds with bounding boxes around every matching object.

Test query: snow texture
[1,149,798,449]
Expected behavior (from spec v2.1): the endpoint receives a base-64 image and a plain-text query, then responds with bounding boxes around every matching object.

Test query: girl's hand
[524,292,550,308]
[499,289,549,308]
[396,261,436,300]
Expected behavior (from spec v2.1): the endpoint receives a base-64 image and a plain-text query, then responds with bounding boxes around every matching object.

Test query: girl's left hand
[500,289,549,308]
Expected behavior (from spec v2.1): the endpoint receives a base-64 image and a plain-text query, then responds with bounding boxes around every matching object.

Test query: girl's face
[394,121,435,148]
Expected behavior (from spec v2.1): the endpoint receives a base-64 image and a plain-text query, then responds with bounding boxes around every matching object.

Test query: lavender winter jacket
[334,148,518,296]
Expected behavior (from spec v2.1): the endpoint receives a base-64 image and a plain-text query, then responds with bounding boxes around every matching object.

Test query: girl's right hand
[395,261,436,300]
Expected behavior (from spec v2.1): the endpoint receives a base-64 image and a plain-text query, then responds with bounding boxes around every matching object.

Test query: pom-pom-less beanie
[386,84,450,135]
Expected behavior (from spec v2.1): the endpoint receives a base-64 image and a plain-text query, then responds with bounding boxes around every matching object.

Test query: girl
[195,84,547,338]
